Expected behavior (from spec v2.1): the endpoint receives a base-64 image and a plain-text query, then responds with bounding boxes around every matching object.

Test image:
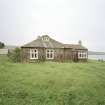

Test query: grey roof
[64,44,87,50]
[22,35,64,48]
[22,35,87,50]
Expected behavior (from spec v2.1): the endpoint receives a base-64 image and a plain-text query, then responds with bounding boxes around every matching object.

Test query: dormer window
[42,36,49,41]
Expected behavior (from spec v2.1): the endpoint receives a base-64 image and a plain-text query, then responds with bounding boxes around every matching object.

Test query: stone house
[21,35,88,62]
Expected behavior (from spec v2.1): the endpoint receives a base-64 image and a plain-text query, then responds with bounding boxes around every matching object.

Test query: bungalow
[21,35,88,62]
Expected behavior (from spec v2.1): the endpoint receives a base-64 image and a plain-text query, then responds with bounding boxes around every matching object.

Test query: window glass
[30,49,38,59]
[46,49,54,59]
[78,51,87,59]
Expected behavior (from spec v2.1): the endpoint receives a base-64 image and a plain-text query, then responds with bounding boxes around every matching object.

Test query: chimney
[78,40,82,45]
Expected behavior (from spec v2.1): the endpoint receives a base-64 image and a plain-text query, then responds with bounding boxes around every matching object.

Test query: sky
[0,0,105,51]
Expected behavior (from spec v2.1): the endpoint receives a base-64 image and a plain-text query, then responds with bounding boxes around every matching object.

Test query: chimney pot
[78,40,82,45]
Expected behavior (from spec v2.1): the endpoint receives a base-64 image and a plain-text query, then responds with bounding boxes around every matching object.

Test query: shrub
[8,47,21,62]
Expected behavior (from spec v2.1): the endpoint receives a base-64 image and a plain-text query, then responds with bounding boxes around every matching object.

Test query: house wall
[21,48,65,62]
[21,48,88,62]
[21,48,30,62]
[44,48,73,62]
[75,49,88,62]
[72,50,78,62]
[64,48,73,61]
[21,47,44,62]
[54,48,64,62]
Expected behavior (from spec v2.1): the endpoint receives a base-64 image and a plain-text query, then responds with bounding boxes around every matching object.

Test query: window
[30,49,38,59]
[46,49,54,59]
[78,51,87,59]
[42,37,49,41]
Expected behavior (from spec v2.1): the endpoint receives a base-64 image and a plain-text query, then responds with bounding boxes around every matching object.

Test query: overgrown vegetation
[8,47,21,62]
[0,56,105,105]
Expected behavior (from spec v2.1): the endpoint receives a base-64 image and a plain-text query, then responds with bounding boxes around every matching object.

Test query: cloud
[0,0,105,51]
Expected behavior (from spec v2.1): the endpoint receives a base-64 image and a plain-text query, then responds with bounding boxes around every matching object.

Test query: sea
[88,55,105,61]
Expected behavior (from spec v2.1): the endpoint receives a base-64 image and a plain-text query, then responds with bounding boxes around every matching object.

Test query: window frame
[46,49,54,59]
[30,49,38,59]
[42,37,49,41]
[78,51,87,59]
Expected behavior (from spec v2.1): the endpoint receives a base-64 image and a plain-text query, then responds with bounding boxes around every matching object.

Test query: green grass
[0,56,105,105]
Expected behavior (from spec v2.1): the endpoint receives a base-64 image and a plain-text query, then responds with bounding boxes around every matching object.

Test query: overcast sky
[0,0,105,51]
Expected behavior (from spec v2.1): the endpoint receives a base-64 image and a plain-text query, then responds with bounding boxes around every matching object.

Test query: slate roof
[22,35,87,50]
[22,35,64,48]
[64,44,87,50]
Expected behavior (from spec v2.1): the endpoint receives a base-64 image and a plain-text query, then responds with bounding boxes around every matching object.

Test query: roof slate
[21,35,87,50]
[22,35,64,48]
[64,44,87,50]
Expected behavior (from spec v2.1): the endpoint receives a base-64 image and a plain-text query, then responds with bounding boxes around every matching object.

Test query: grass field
[0,56,105,105]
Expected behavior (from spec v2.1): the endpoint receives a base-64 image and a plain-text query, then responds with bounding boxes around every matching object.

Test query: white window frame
[46,49,54,59]
[42,37,49,41]
[78,51,87,59]
[30,49,38,59]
